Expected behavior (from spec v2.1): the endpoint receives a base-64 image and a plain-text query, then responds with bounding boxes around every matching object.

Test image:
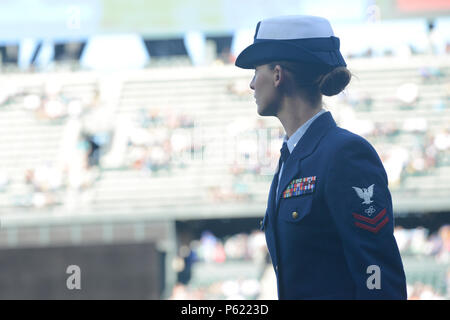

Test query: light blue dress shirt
[275,109,327,203]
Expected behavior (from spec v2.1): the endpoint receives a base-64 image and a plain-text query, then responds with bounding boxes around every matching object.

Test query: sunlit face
[249,64,281,117]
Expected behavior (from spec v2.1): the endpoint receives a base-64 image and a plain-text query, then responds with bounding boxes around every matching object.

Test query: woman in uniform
[235,15,407,299]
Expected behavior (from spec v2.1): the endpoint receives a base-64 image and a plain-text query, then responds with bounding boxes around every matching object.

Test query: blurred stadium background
[0,0,449,300]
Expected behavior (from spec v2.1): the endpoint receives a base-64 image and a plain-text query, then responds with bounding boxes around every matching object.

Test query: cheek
[256,76,272,99]
[259,82,276,104]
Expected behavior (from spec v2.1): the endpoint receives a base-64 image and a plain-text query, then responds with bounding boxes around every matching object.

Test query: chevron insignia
[282,176,316,198]
[352,208,389,233]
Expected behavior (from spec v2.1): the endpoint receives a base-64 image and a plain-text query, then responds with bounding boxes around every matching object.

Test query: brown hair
[268,61,353,105]
[317,66,352,96]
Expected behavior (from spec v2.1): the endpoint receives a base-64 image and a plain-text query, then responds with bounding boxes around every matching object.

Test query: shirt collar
[283,109,327,153]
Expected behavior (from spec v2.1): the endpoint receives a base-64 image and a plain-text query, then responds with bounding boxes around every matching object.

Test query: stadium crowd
[2,81,110,209]
[124,107,199,173]
[1,49,449,208]
[169,225,450,300]
[170,230,267,300]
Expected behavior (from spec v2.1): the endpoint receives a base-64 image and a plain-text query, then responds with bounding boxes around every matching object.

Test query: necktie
[274,142,290,207]
[280,141,290,164]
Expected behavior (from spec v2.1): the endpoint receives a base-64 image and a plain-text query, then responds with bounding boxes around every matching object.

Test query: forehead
[255,63,270,72]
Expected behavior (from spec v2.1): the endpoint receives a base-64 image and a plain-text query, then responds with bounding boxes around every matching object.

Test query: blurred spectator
[124,108,198,173]
[226,120,282,180]
[432,99,447,112]
[227,79,252,98]
[175,245,197,285]
[207,183,251,203]
[198,231,219,263]
[434,128,450,153]
[0,171,10,192]
[169,283,205,300]
[438,226,450,263]
[224,233,248,260]
[369,121,400,138]
[81,133,99,167]
[0,86,17,108]
[382,146,409,187]
[360,91,374,111]
[394,225,450,260]
[21,162,64,208]
[408,283,445,300]
[402,118,427,134]
[186,230,268,265]
[419,66,444,83]
[20,80,99,122]
[396,83,419,109]
[169,229,269,300]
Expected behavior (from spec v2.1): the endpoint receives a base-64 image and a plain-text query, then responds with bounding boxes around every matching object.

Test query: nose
[249,75,255,91]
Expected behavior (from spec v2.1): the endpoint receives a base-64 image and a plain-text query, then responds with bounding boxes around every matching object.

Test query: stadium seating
[0,56,449,218]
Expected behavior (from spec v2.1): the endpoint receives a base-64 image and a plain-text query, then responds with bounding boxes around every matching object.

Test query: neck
[277,96,323,138]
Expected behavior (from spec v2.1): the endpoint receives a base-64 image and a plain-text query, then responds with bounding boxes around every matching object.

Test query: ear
[273,64,282,87]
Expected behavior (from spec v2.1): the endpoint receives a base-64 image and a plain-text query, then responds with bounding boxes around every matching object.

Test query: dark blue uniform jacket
[261,111,407,299]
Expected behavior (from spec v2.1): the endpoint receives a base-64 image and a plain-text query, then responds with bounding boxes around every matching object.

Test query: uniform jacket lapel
[267,163,280,217]
[274,111,337,211]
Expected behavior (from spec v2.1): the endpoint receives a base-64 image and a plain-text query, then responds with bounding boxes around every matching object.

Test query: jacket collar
[275,110,337,206]
[283,108,327,153]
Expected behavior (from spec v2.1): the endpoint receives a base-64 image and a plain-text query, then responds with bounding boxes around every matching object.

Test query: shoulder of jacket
[325,127,378,158]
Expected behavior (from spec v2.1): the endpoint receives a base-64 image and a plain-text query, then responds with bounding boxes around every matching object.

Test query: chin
[257,103,278,117]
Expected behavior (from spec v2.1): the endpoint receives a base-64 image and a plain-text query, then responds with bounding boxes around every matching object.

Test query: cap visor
[235,40,326,69]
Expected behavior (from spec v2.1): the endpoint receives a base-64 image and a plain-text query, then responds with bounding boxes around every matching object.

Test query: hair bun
[318,67,352,96]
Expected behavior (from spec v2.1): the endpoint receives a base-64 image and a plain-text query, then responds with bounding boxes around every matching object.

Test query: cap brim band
[235,38,346,69]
